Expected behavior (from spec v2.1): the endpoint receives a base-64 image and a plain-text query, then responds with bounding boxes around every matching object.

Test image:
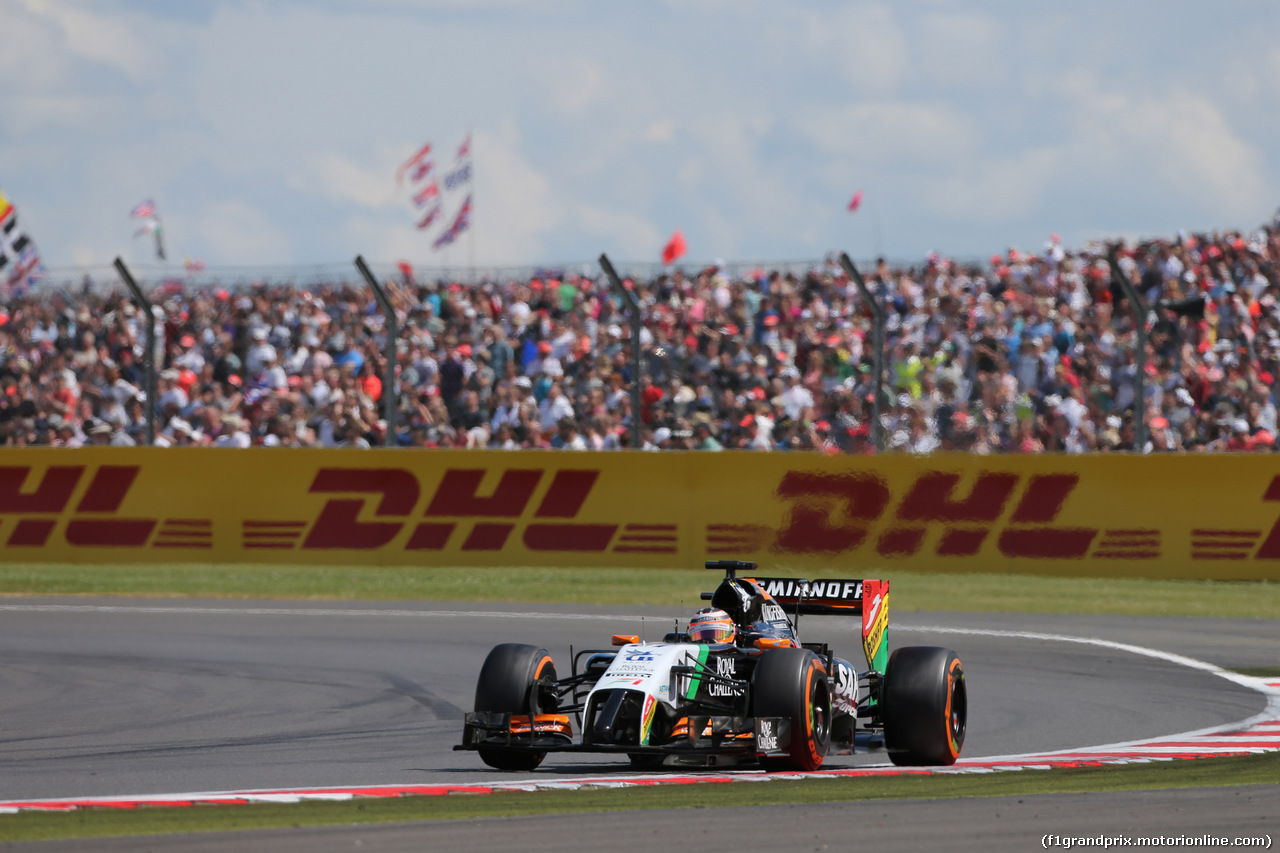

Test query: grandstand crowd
[3,213,1279,453]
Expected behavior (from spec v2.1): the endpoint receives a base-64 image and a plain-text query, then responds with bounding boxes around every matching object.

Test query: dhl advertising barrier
[1,448,1279,580]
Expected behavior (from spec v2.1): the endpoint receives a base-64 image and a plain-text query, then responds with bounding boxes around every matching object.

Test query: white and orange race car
[457,559,966,772]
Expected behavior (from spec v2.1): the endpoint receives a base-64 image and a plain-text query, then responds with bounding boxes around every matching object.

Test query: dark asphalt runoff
[0,597,1275,850]
[8,785,1278,853]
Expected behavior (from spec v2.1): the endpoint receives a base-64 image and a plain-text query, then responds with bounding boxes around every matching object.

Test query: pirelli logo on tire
[0,448,1278,580]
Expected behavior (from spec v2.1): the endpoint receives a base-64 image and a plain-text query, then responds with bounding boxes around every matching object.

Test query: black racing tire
[750,648,831,772]
[882,645,966,766]
[474,643,557,771]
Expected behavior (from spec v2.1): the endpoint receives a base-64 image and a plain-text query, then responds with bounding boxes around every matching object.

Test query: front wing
[455,711,797,761]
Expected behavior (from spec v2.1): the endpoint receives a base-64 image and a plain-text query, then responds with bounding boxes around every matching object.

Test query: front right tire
[882,645,966,766]
[473,642,557,771]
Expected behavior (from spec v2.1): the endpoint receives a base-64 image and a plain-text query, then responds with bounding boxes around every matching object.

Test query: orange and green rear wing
[751,577,891,673]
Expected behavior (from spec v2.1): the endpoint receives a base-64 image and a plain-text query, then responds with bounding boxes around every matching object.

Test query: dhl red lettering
[284,465,613,552]
[7,519,57,547]
[1250,475,1280,559]
[997,528,1097,559]
[524,523,617,551]
[426,469,541,517]
[998,474,1097,558]
[936,528,989,556]
[462,522,515,551]
[535,470,600,518]
[1009,474,1079,523]
[405,522,454,550]
[876,528,923,556]
[311,469,419,514]
[303,468,419,549]
[65,465,155,548]
[76,466,142,513]
[66,519,156,547]
[897,472,1018,522]
[773,472,889,554]
[0,466,83,513]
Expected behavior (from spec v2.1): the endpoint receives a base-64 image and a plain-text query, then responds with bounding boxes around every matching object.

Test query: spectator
[4,213,1279,452]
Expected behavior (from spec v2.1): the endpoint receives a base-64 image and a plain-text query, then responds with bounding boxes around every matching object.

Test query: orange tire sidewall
[943,656,963,761]
[532,654,554,713]
[534,655,553,680]
[802,656,826,767]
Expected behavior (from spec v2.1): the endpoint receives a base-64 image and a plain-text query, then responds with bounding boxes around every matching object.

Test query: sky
[3,0,1280,278]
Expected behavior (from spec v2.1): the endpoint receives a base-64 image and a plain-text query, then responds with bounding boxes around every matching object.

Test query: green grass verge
[1,563,1278,619]
[1231,666,1280,678]
[3,752,1277,843]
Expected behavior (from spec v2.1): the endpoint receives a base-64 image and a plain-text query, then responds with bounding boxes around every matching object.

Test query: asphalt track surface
[0,597,1277,849]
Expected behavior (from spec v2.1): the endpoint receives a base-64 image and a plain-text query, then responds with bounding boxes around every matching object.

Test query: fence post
[112,257,156,446]
[598,254,645,448]
[839,253,886,452]
[1108,252,1149,452]
[354,256,398,447]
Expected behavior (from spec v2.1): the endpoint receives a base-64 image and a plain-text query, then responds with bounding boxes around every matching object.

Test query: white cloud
[193,199,295,264]
[799,4,909,97]
[546,56,608,114]
[572,202,664,259]
[644,118,678,143]
[804,101,979,167]
[0,3,66,86]
[925,146,1063,221]
[917,11,1004,90]
[312,152,403,210]
[17,0,152,81]
[469,123,564,264]
[1121,92,1267,217]
[4,2,1280,271]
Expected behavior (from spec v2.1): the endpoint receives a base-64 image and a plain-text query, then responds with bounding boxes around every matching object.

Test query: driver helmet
[688,607,736,644]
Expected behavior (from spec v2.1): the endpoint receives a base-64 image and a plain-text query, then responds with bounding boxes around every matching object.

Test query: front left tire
[750,648,831,771]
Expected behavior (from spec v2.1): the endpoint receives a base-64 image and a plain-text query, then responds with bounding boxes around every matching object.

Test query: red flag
[847,190,864,213]
[662,230,687,265]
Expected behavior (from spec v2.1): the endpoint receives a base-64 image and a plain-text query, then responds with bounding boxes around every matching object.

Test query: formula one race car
[456,560,966,771]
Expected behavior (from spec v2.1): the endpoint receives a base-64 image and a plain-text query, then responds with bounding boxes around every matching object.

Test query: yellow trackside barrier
[0,448,1278,580]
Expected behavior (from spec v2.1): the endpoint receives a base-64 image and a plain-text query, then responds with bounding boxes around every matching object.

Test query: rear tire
[474,643,557,771]
[882,646,966,766]
[750,648,831,771]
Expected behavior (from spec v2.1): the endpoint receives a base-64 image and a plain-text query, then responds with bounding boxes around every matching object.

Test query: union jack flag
[432,195,472,249]
[131,199,156,219]
[443,163,471,191]
[409,159,435,183]
[416,204,443,230]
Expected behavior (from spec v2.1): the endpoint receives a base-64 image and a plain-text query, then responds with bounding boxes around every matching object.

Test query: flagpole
[871,202,881,259]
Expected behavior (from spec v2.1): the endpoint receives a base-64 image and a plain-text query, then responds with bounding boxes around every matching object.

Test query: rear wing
[752,577,866,616]
[703,561,890,672]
